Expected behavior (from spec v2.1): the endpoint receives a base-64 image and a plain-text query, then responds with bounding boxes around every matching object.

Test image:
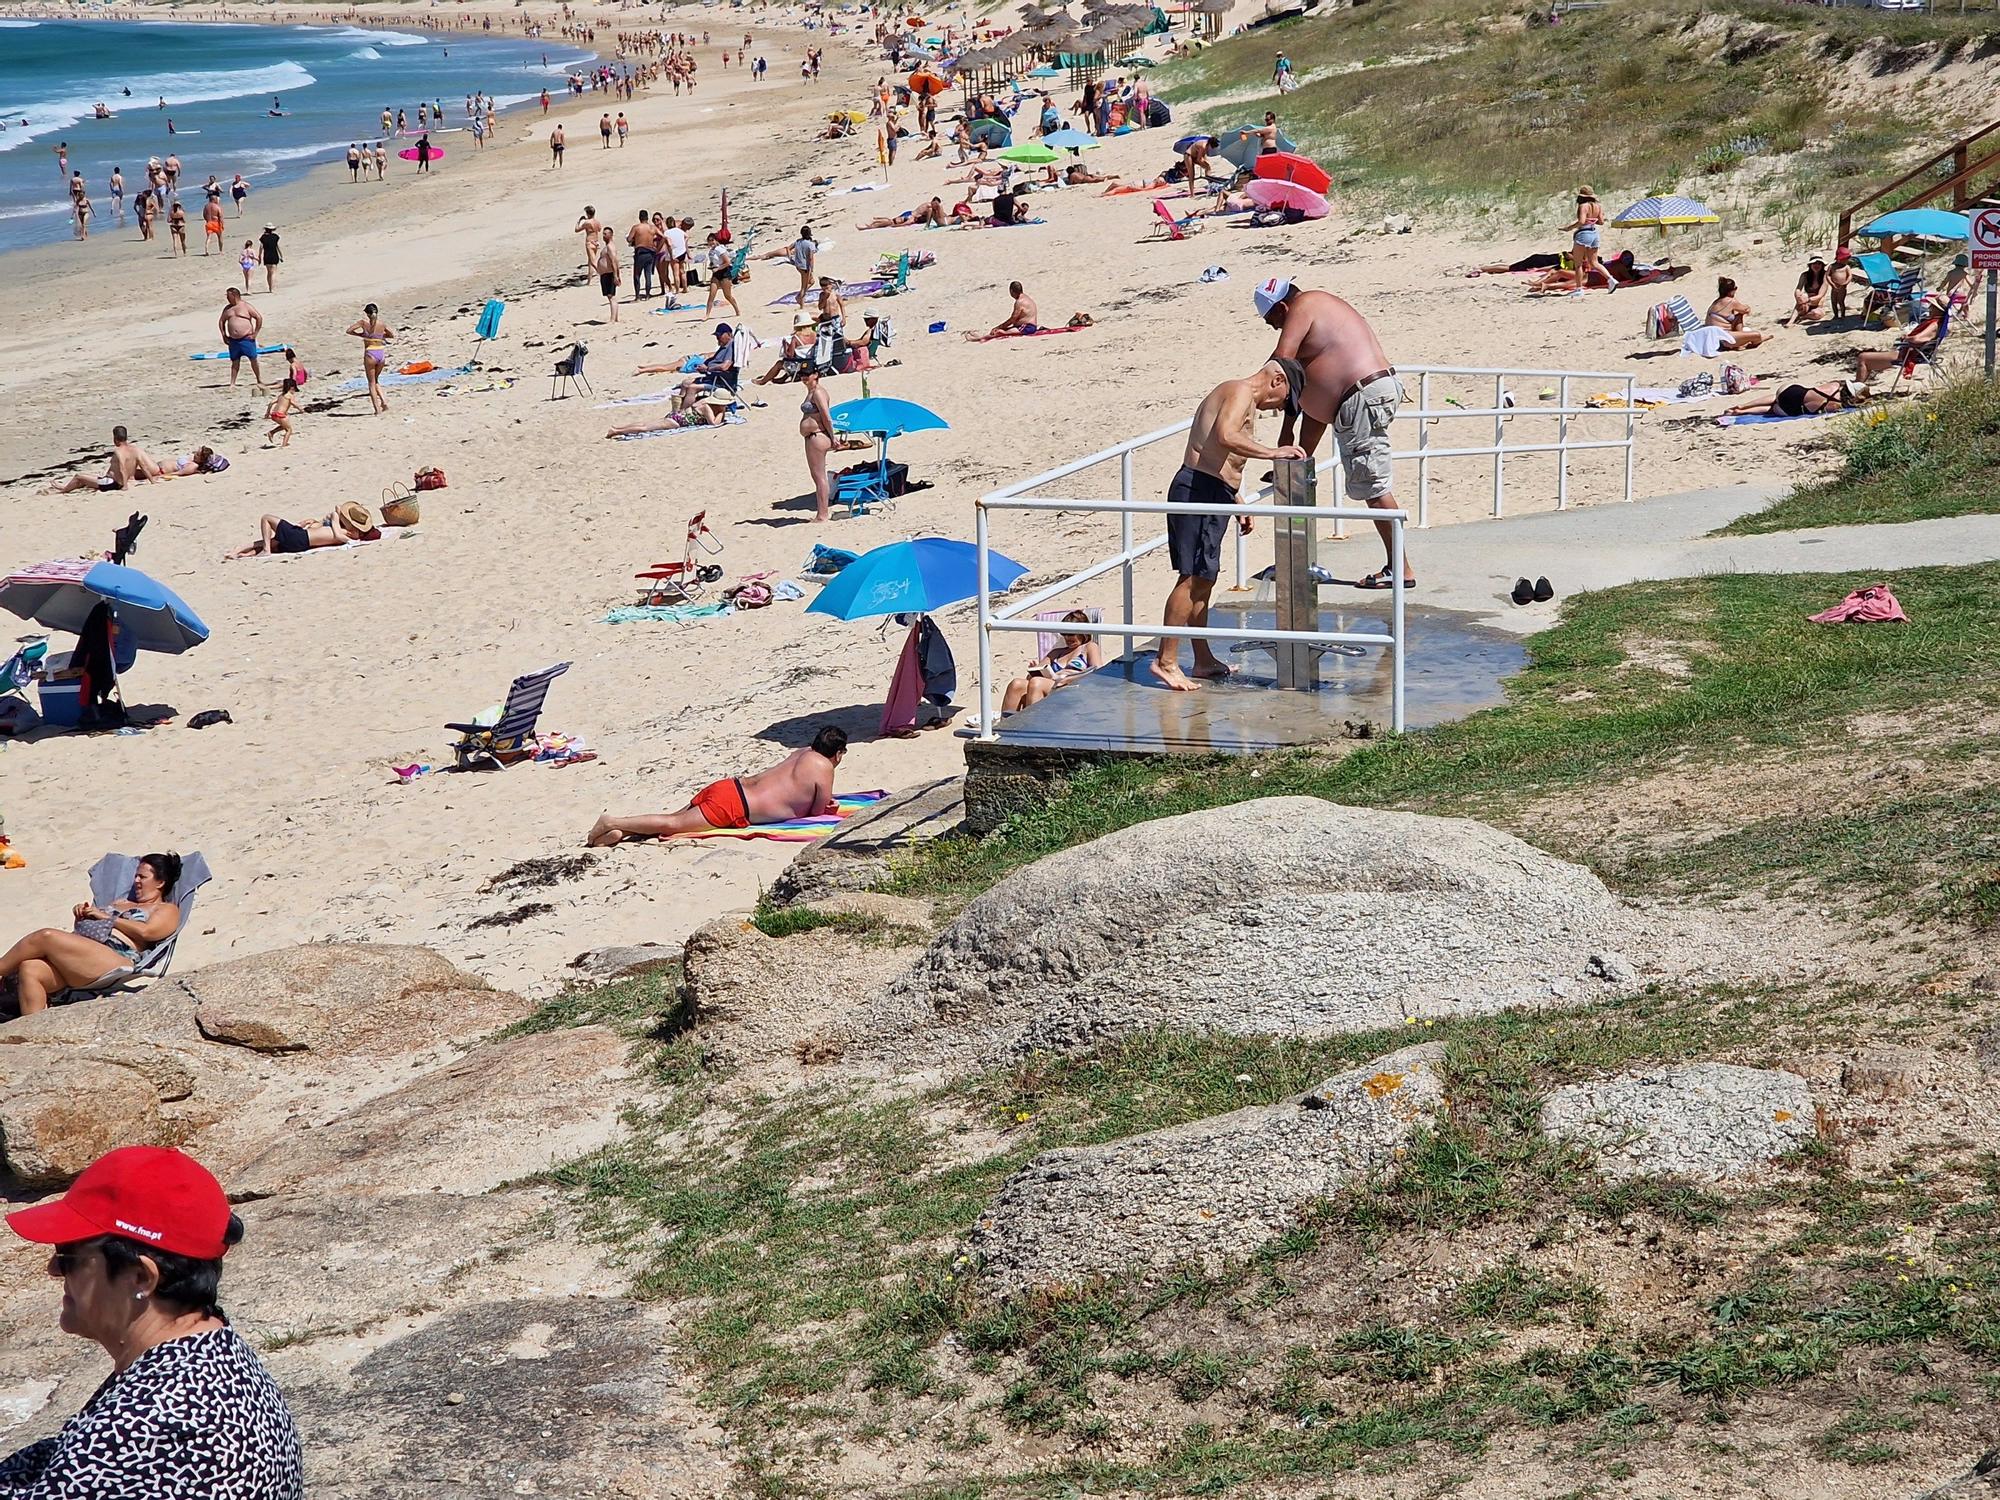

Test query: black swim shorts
[273,520,311,555]
[1165,465,1236,581]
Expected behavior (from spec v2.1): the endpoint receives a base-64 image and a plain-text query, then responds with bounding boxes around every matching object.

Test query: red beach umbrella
[1253,151,1331,196]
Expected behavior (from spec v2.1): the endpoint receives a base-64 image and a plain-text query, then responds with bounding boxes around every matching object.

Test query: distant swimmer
[123,86,131,96]
[166,119,176,134]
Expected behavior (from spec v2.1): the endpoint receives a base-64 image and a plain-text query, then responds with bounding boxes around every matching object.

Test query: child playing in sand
[265,378,299,447]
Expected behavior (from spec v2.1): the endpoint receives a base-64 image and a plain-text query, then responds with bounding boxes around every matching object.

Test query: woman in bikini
[1001,611,1103,713]
[1,853,183,1017]
[798,368,836,523]
[225,501,377,559]
[345,303,395,415]
[1561,184,1605,288]
[1723,379,1868,420]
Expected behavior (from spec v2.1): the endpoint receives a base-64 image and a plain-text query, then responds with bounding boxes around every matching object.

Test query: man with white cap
[1254,275,1413,590]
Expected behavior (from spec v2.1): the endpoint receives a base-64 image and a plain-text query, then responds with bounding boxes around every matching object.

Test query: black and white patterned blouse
[0,1326,302,1498]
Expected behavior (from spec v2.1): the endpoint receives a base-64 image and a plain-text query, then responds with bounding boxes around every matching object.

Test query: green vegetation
[1720,378,2000,535]
[887,564,2000,930]
[749,899,925,943]
[537,968,2000,1494]
[496,964,688,1039]
[1158,0,1999,223]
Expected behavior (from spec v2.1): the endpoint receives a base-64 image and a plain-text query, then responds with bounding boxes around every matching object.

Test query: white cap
[1253,275,1292,318]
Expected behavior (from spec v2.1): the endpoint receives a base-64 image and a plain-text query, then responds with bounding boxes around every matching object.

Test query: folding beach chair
[445,661,572,769]
[1856,251,1921,329]
[550,341,591,400]
[53,851,213,1003]
[469,298,506,366]
[876,251,913,296]
[635,512,725,604]
[1887,308,1953,393]
[1151,197,1203,240]
[1034,607,1103,659]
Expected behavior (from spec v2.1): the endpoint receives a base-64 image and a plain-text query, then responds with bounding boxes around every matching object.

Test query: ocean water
[0,18,593,252]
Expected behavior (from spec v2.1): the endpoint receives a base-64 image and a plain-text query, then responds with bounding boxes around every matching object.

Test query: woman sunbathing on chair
[1000,611,1102,714]
[0,853,182,1018]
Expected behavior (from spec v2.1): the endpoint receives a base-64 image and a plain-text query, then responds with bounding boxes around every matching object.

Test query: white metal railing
[971,363,1638,742]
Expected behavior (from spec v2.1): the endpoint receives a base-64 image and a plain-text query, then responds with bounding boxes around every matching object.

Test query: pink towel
[1808,584,1907,625]
[880,621,923,736]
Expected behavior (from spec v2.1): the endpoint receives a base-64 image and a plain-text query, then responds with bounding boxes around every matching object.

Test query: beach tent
[1217,125,1295,171]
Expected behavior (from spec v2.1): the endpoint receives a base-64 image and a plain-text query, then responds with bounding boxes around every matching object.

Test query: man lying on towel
[587,726,848,846]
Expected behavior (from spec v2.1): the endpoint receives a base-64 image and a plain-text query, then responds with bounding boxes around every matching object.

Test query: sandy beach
[0,0,1878,991]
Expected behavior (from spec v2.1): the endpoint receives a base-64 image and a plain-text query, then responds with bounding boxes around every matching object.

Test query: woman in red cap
[1,1146,303,1497]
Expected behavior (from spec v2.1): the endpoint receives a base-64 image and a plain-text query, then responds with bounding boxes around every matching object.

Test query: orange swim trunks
[689,777,750,829]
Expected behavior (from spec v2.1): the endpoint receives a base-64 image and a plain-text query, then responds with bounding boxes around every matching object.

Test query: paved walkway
[1399,486,2000,633]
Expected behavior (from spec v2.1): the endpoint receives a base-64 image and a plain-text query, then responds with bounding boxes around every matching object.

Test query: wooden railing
[1837,118,2000,246]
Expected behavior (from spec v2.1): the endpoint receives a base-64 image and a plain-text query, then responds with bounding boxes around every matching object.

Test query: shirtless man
[42,425,163,494]
[1240,112,1279,156]
[858,197,945,230]
[201,195,224,254]
[1257,275,1413,589]
[1702,276,1768,349]
[627,209,661,299]
[575,203,603,266]
[587,725,848,844]
[1152,360,1305,692]
[1182,135,1220,186]
[975,281,1038,338]
[217,287,266,390]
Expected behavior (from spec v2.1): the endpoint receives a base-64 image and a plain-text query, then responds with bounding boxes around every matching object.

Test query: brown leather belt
[1331,367,1397,412]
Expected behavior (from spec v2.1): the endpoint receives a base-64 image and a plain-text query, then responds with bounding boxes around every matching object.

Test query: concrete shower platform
[960,602,1526,830]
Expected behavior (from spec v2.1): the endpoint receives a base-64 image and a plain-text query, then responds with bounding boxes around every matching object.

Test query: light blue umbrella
[831,396,948,437]
[1028,64,1062,77]
[808,539,1028,620]
[1858,207,1969,240]
[1042,126,1097,151]
[1609,195,1719,227]
[1218,125,1295,171]
[0,559,209,654]
[831,397,949,505]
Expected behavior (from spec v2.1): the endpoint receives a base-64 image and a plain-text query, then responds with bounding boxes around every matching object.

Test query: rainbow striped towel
[674,790,888,842]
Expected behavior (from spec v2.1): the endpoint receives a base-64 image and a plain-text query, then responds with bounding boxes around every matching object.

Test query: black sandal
[1352,568,1415,591]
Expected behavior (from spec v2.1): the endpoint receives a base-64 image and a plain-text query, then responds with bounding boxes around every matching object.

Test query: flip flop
[1353,570,1415,591]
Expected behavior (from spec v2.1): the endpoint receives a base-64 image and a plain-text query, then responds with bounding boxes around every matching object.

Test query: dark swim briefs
[689,777,751,829]
[226,335,258,359]
[1165,465,1236,581]
[272,520,311,554]
[599,271,618,298]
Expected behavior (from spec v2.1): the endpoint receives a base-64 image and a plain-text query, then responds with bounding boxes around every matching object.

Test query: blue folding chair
[1855,251,1921,328]
[445,662,571,769]
[55,851,213,1002]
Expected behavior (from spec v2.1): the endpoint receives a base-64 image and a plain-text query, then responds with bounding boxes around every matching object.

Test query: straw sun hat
[336,501,372,531]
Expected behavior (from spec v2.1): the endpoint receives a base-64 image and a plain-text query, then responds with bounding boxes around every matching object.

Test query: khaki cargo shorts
[1331,373,1402,501]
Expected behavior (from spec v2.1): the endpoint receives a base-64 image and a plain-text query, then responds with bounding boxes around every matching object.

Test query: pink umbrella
[1252,150,1331,195]
[1247,178,1329,219]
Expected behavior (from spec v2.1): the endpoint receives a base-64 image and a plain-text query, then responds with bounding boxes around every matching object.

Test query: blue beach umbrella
[0,559,209,654]
[808,539,1029,620]
[1028,64,1062,77]
[831,397,950,505]
[1042,126,1097,151]
[1858,207,1969,240]
[1217,125,1296,171]
[1609,195,1719,227]
[831,396,949,437]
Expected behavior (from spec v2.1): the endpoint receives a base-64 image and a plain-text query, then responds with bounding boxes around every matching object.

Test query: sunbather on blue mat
[1719,379,1868,425]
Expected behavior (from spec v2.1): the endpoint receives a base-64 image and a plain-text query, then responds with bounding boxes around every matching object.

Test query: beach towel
[1808,585,1907,625]
[336,363,472,392]
[1679,326,1733,359]
[767,279,884,307]
[881,622,924,736]
[673,790,889,841]
[968,325,1088,342]
[611,412,747,440]
[602,601,734,624]
[1715,408,1846,427]
[189,344,284,361]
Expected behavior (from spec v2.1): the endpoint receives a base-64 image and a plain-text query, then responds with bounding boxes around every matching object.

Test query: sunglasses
[49,1243,103,1277]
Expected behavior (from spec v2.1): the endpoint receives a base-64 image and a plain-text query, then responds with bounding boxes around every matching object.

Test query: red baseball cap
[7,1146,232,1260]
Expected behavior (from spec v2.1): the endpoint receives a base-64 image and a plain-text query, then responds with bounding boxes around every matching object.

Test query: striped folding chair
[445,662,572,769]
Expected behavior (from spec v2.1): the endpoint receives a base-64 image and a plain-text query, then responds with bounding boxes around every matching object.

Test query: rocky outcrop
[972,1044,1445,1293]
[1540,1063,1814,1181]
[190,943,529,1055]
[0,1054,166,1186]
[1915,1450,2000,1499]
[231,1026,630,1198]
[870,798,1707,1063]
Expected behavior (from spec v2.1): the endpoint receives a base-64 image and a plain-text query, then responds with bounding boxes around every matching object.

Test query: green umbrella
[999,142,1061,164]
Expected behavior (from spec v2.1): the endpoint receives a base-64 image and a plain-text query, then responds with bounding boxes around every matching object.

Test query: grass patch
[1719,379,2000,535]
[1154,0,1995,221]
[497,966,689,1039]
[748,899,925,944]
[887,565,2000,928]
